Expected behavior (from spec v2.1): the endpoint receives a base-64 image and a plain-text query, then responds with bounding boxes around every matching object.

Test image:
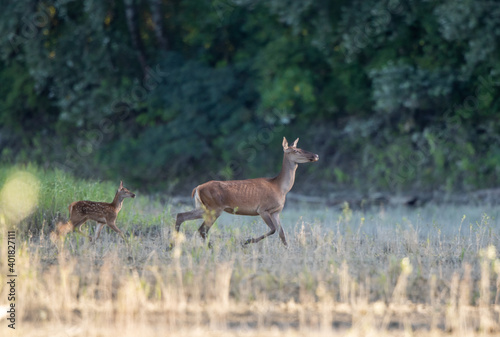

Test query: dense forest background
[1,0,499,195]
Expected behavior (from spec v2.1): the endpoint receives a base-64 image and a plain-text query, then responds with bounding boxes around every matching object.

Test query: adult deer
[175,137,319,246]
[54,181,135,243]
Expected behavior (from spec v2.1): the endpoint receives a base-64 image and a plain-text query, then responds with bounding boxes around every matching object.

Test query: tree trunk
[124,0,148,72]
[148,0,168,51]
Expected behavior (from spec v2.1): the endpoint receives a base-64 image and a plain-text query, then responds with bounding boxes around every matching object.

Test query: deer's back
[69,200,117,222]
[196,178,283,215]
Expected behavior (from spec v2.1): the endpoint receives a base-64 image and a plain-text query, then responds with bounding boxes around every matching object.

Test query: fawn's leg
[106,220,128,243]
[73,219,92,241]
[94,223,105,242]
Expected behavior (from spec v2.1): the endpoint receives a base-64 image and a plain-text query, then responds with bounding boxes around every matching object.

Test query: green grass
[0,164,174,235]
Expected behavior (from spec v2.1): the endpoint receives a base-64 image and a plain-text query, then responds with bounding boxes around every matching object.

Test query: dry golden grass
[1,167,500,336]
[2,199,500,336]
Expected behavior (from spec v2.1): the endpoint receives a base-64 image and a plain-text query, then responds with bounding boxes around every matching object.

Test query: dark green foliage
[1,0,500,194]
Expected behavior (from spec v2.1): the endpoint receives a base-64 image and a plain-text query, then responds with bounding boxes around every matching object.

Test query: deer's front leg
[271,212,287,246]
[243,212,276,245]
[106,220,128,244]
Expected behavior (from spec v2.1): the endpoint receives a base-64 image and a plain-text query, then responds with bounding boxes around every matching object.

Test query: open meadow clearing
[1,167,500,336]
[3,1,500,335]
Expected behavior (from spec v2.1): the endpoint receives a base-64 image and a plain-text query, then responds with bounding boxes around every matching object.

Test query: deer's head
[118,181,136,198]
[282,137,319,164]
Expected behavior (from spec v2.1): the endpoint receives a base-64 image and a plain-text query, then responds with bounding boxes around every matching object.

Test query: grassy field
[1,165,500,336]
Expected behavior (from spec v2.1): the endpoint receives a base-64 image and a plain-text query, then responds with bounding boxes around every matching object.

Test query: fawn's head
[118,181,136,198]
[282,137,319,164]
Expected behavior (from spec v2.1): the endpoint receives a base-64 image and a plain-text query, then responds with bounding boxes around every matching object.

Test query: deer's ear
[282,137,288,150]
[292,138,299,147]
[120,180,123,189]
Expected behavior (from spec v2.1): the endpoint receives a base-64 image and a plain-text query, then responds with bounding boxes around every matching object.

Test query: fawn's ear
[292,138,299,147]
[120,180,123,189]
[282,137,288,150]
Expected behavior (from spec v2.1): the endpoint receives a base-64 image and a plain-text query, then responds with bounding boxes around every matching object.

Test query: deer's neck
[111,191,125,212]
[274,155,298,195]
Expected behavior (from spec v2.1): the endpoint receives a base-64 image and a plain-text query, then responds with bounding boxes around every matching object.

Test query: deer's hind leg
[198,209,221,241]
[175,208,205,232]
[72,218,93,241]
[93,222,105,242]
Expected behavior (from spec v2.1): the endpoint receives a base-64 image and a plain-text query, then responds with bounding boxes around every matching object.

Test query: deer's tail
[192,187,203,209]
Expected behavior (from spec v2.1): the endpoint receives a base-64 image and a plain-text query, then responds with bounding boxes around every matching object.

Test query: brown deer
[175,137,319,246]
[54,181,135,243]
